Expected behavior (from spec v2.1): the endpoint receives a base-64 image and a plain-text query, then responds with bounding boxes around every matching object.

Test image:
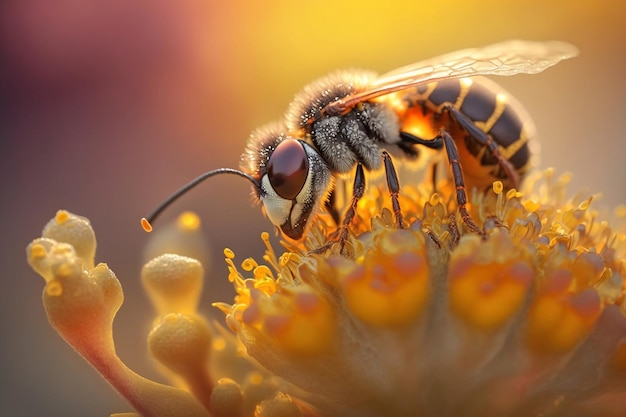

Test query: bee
[142,40,578,248]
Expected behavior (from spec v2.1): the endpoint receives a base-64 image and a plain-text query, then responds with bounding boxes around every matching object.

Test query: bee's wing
[324,40,578,115]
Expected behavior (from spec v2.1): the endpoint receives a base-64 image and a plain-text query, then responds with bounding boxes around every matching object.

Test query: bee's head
[241,124,332,241]
[140,123,331,242]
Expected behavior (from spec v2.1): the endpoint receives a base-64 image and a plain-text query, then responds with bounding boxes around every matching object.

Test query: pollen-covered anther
[333,231,431,327]
[141,254,204,315]
[26,233,122,349]
[41,209,96,270]
[448,231,534,330]
[27,239,73,282]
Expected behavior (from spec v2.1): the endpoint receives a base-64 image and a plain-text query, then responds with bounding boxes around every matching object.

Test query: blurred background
[1,1,625,415]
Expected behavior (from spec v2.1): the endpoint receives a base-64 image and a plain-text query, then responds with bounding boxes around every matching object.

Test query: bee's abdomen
[405,77,534,184]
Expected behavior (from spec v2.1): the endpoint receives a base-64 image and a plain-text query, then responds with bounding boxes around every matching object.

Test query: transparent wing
[324,40,578,115]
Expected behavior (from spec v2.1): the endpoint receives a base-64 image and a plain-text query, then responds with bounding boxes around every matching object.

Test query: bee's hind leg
[401,129,484,237]
[445,105,520,190]
[438,129,484,236]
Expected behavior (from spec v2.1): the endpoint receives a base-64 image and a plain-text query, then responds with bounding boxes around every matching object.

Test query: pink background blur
[2,1,625,415]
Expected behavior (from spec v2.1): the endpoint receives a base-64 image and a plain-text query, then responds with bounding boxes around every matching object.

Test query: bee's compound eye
[267,139,309,200]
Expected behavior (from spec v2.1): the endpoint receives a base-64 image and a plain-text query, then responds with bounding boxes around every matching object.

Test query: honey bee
[142,40,578,248]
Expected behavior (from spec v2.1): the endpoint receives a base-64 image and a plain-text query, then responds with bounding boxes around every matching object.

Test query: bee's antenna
[141,168,260,232]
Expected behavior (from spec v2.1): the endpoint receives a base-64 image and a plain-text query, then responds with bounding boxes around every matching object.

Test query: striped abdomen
[397,76,535,189]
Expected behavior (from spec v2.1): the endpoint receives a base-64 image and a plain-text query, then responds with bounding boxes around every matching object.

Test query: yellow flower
[26,170,626,417]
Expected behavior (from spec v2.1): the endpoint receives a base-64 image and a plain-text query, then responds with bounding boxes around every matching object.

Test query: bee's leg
[438,129,484,236]
[382,151,405,229]
[444,105,520,190]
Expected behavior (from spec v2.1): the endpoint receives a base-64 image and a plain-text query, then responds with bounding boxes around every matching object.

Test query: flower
[26,169,626,417]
